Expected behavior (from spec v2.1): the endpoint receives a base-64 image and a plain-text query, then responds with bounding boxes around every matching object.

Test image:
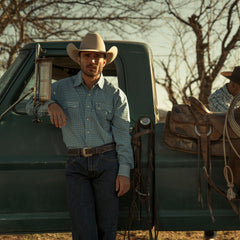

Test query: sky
[0,23,172,110]
[1,1,239,112]
[100,27,174,111]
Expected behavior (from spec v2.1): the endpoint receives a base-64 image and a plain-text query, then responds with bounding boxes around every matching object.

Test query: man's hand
[116,175,130,197]
[48,103,67,128]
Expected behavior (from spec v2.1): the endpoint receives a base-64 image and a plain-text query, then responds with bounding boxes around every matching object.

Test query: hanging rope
[223,94,240,200]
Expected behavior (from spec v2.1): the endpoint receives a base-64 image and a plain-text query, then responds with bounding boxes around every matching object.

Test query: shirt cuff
[41,100,55,112]
[118,164,131,178]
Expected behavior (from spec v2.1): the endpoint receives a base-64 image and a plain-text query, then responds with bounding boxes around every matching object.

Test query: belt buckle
[82,147,92,157]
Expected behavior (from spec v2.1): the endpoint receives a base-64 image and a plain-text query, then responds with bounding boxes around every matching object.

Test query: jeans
[65,150,119,240]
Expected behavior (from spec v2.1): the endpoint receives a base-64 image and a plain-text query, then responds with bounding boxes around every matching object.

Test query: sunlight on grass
[0,231,240,239]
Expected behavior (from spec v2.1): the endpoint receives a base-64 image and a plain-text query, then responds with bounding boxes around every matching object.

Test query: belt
[67,143,116,157]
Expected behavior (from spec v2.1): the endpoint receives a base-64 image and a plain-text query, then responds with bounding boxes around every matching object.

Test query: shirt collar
[97,74,104,89]
[73,70,104,89]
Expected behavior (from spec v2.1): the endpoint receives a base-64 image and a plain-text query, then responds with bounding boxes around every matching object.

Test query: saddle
[164,97,240,154]
[163,96,240,219]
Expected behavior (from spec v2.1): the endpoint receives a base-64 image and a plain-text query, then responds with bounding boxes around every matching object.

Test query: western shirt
[26,71,133,177]
[208,83,233,112]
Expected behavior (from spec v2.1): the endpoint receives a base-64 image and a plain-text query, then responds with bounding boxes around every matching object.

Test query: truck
[0,41,239,236]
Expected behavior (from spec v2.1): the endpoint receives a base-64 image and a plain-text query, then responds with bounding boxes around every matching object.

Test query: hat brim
[221,71,232,79]
[67,43,118,65]
[221,70,240,85]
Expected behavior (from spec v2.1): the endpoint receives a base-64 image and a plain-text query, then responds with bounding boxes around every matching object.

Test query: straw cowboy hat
[221,66,240,85]
[67,33,118,65]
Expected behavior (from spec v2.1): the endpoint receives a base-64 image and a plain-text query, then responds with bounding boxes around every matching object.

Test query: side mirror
[38,59,52,102]
[34,44,52,104]
[0,44,52,122]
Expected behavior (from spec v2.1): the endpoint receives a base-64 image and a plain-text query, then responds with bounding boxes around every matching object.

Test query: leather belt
[67,143,116,157]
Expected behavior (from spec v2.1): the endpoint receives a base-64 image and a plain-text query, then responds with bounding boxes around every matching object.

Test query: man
[208,66,240,112]
[27,32,134,240]
[206,67,240,240]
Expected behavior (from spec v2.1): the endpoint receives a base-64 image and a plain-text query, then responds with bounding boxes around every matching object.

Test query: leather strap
[125,116,158,240]
[67,143,116,157]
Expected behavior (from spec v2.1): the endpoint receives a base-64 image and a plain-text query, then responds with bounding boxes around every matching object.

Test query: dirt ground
[0,231,240,240]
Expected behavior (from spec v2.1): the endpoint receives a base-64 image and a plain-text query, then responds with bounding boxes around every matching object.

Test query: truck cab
[0,41,239,234]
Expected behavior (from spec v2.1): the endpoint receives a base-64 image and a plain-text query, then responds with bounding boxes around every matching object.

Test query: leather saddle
[163,96,240,219]
[164,96,240,156]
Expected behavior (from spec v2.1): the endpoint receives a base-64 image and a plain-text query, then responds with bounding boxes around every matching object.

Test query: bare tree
[3,0,238,107]
[0,0,164,72]
[156,0,240,105]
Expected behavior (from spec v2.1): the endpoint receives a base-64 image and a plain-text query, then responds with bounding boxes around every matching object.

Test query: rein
[125,116,158,240]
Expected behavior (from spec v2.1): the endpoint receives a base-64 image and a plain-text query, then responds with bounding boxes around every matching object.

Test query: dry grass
[0,231,240,240]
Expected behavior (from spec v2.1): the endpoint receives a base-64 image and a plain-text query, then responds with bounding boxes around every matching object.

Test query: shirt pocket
[94,102,113,121]
[62,101,80,117]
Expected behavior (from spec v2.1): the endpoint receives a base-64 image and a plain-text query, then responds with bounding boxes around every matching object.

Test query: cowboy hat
[66,32,118,65]
[221,66,240,85]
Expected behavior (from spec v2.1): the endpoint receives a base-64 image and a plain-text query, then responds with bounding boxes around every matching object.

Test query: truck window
[14,56,118,114]
[0,51,29,99]
[49,56,118,86]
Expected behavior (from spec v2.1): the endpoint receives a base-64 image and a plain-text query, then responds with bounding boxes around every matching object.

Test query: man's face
[235,83,240,94]
[77,51,107,79]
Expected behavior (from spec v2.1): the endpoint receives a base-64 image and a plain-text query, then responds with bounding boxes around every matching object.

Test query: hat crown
[66,32,118,65]
[221,66,240,86]
[232,66,240,78]
[80,33,106,52]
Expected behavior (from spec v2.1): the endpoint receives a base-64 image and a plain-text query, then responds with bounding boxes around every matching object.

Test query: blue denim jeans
[65,150,119,240]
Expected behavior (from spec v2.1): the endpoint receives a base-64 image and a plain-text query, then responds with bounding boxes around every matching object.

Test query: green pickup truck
[0,41,239,235]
